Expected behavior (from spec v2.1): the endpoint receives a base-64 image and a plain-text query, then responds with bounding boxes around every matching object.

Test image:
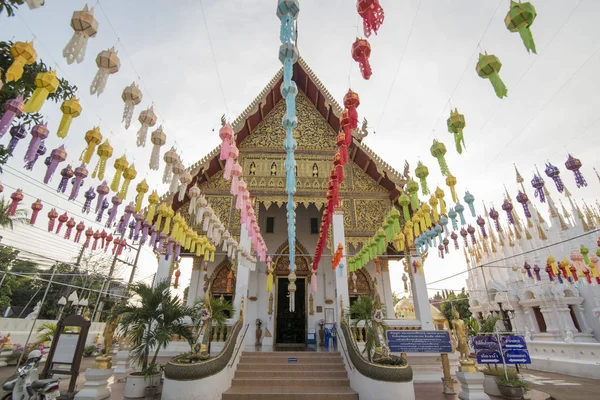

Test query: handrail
[229,323,249,368]
[337,332,353,371]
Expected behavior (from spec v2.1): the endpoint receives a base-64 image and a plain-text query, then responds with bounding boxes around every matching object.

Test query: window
[266,217,275,233]
[532,306,547,333]
[310,218,319,234]
[569,305,582,332]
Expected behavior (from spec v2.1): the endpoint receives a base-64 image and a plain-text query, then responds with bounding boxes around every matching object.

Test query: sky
[1,0,600,300]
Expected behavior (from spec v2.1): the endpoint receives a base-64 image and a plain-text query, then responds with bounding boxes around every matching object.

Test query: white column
[411,256,434,330]
[154,254,173,288]
[187,257,203,307]
[380,261,395,317]
[332,207,349,322]
[233,224,251,321]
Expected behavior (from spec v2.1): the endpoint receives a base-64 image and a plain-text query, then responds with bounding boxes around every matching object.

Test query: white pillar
[332,207,349,322]
[380,261,395,317]
[233,224,251,321]
[187,257,203,307]
[411,256,434,330]
[154,254,173,288]
[74,368,113,400]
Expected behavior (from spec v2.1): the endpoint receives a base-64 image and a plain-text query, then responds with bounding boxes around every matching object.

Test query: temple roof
[171,57,409,211]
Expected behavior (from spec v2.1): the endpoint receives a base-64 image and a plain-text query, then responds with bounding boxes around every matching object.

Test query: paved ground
[2,358,598,399]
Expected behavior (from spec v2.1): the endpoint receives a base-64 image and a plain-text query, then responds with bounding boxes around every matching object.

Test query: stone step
[235,370,348,378]
[239,355,342,364]
[243,351,341,357]
[232,377,351,387]
[222,386,359,400]
[237,362,346,371]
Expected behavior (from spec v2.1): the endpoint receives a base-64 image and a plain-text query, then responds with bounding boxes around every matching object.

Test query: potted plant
[468,315,502,396]
[348,296,388,361]
[111,281,193,399]
[496,375,528,399]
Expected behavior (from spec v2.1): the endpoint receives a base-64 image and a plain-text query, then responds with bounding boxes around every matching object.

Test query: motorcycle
[2,350,60,400]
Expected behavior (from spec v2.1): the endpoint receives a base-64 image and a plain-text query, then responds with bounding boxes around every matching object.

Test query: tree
[0,197,29,230]
[392,291,401,306]
[0,246,19,311]
[0,0,25,17]
[440,288,472,324]
[348,295,389,362]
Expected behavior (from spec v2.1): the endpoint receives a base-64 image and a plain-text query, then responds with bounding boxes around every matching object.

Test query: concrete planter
[124,373,161,398]
[483,374,502,397]
[497,384,525,400]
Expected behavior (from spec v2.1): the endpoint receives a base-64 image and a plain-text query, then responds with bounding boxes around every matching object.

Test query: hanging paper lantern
[136,106,157,147]
[398,193,410,222]
[95,181,109,213]
[75,221,85,243]
[406,179,420,210]
[106,195,122,227]
[91,139,112,180]
[463,191,475,217]
[276,0,300,41]
[450,231,459,250]
[489,207,501,231]
[56,212,68,235]
[447,108,466,154]
[145,191,160,223]
[80,126,102,164]
[162,147,179,183]
[459,227,468,247]
[357,0,384,37]
[177,171,192,202]
[516,191,531,218]
[476,216,487,238]
[25,0,44,9]
[415,161,430,196]
[429,195,439,222]
[446,174,458,203]
[455,201,466,226]
[110,155,128,192]
[149,125,166,170]
[7,124,27,154]
[565,154,587,188]
[29,199,43,225]
[467,225,476,245]
[23,70,59,113]
[169,161,185,194]
[82,187,95,214]
[64,218,76,240]
[6,189,23,217]
[69,163,88,201]
[544,162,564,193]
[351,38,372,80]
[47,208,58,232]
[83,227,93,248]
[343,89,360,131]
[0,97,25,138]
[57,164,74,193]
[24,123,49,164]
[122,82,142,129]
[476,53,508,99]
[5,41,36,82]
[63,4,99,64]
[119,164,137,200]
[430,139,450,176]
[24,141,46,170]
[448,208,458,231]
[188,184,201,215]
[531,173,545,203]
[89,47,120,96]
[57,97,82,138]
[336,131,348,166]
[135,179,149,212]
[505,1,537,54]
[435,186,447,215]
[118,202,135,234]
[96,198,109,222]
[502,198,515,224]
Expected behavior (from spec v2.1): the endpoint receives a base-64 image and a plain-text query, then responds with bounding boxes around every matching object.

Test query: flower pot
[144,385,158,399]
[483,374,502,397]
[124,373,161,398]
[497,383,525,400]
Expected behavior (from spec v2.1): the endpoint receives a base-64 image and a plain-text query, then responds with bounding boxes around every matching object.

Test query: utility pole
[128,240,143,286]
[93,230,126,322]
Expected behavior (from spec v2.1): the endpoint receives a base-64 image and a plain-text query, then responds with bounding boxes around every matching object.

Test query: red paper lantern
[343,89,360,130]
[336,131,348,165]
[357,0,385,37]
[30,199,43,225]
[352,38,372,80]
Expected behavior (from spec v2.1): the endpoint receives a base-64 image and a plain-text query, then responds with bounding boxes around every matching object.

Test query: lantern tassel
[63,33,89,65]
[489,73,508,99]
[23,89,50,113]
[518,26,537,54]
[150,144,161,170]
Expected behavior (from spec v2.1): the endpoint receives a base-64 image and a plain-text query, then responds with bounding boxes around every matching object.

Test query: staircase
[222,351,358,400]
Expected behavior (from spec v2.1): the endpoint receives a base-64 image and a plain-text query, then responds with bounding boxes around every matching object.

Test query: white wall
[0,318,106,347]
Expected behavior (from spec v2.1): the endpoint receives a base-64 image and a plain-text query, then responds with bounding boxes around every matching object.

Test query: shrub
[83,345,97,357]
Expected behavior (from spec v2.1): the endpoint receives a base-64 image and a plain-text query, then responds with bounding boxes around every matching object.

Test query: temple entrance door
[275,277,306,345]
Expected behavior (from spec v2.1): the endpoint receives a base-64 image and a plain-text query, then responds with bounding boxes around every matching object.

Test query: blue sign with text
[476,350,503,364]
[387,330,453,353]
[500,336,527,350]
[503,349,531,364]
[473,336,499,351]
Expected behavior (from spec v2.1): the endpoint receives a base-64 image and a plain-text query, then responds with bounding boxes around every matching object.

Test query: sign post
[473,332,531,380]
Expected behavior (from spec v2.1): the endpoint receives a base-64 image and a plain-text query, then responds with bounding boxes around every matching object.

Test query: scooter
[2,350,60,400]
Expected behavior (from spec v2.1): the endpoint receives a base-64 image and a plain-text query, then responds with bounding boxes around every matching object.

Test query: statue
[451,310,476,372]
[564,327,574,344]
[309,293,314,315]
[83,308,91,321]
[353,118,369,140]
[0,333,11,350]
[95,333,101,345]
[239,296,245,320]
[312,163,319,178]
[255,319,262,346]
[370,296,405,366]
[268,292,273,315]
[270,162,277,176]
[524,326,531,342]
[95,316,119,369]
[25,301,41,321]
[249,162,256,176]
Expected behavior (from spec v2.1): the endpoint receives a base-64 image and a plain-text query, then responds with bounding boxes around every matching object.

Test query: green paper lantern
[415,161,430,195]
[505,1,537,54]
[407,179,420,210]
[430,139,451,176]
[447,108,466,154]
[476,53,508,99]
[398,193,411,222]
[377,228,387,254]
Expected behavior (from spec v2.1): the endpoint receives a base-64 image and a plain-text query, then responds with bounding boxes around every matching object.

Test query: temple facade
[154,58,433,350]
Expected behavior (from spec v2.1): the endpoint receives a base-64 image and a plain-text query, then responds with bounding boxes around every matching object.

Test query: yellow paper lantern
[23,70,59,113]
[145,191,160,222]
[119,163,137,200]
[135,179,149,212]
[446,173,458,203]
[80,127,102,164]
[57,97,82,138]
[5,41,37,82]
[91,139,112,180]
[110,155,129,192]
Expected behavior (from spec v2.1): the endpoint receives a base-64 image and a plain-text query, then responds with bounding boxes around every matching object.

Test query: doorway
[275,277,306,345]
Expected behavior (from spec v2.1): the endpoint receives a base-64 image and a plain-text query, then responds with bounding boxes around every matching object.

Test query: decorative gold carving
[206,196,233,227]
[348,269,374,295]
[309,293,314,315]
[198,169,230,191]
[273,239,311,276]
[351,163,387,193]
[354,199,392,231]
[268,292,274,315]
[206,258,235,295]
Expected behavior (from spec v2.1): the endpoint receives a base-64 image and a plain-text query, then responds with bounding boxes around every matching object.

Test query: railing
[229,324,249,368]
[164,319,244,381]
[338,330,353,371]
[339,320,413,382]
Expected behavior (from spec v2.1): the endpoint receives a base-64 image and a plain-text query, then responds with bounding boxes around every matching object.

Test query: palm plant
[110,281,194,374]
[191,296,234,346]
[31,322,56,348]
[0,197,28,230]
[348,295,388,362]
